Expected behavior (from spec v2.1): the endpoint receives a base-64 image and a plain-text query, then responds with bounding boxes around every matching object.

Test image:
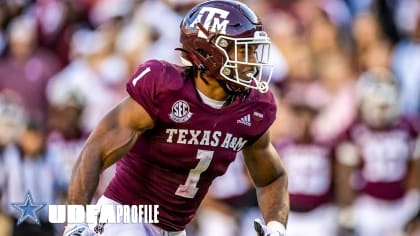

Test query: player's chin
[225,80,249,94]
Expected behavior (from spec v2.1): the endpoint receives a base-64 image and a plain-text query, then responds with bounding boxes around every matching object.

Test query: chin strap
[220,80,251,106]
[220,79,250,95]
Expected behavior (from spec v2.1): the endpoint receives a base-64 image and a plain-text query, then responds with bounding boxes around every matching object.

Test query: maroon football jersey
[348,119,418,200]
[104,60,276,231]
[274,139,334,212]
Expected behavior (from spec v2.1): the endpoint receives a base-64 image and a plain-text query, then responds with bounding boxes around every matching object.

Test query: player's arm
[242,131,289,234]
[335,141,359,231]
[67,96,154,205]
[335,141,359,207]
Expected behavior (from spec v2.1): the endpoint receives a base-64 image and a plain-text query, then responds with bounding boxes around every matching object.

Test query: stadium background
[0,0,419,235]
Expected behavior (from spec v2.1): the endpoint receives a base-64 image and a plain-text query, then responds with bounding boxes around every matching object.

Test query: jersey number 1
[175,149,214,198]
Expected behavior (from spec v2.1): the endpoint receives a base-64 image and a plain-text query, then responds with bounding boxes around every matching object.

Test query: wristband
[267,221,286,236]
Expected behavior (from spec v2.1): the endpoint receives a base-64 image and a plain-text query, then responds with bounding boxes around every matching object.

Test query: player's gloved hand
[63,223,97,236]
[254,218,286,236]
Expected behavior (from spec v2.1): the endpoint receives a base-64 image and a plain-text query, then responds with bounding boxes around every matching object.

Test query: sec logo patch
[169,100,193,123]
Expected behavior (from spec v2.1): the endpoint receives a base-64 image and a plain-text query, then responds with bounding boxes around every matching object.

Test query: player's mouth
[241,67,259,83]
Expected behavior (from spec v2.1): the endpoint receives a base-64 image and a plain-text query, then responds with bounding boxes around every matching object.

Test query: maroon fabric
[0,49,61,121]
[104,60,276,231]
[347,118,419,200]
[275,139,334,212]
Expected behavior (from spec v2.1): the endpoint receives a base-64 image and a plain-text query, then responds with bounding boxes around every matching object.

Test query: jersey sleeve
[246,90,277,147]
[126,60,165,121]
[264,91,277,132]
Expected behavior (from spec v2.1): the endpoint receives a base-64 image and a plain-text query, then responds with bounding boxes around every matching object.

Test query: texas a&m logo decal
[189,6,230,39]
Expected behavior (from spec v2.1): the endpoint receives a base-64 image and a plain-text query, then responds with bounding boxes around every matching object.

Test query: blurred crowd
[0,0,420,236]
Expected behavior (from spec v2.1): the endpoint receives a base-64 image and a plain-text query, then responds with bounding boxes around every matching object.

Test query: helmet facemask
[215,31,273,93]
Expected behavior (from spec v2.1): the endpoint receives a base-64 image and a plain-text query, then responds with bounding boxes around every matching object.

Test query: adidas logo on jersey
[237,114,251,127]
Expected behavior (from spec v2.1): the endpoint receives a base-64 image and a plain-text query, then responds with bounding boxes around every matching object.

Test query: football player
[64,1,289,236]
[336,67,420,236]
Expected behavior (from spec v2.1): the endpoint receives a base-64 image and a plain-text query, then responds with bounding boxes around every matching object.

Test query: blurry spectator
[47,71,115,206]
[35,0,69,64]
[0,92,27,188]
[393,16,420,117]
[0,92,27,236]
[273,98,338,236]
[372,0,400,45]
[352,12,382,50]
[394,0,420,37]
[0,15,61,123]
[306,13,341,59]
[46,81,87,184]
[45,27,127,205]
[336,67,420,236]
[0,92,27,149]
[257,15,289,83]
[1,0,30,23]
[115,17,153,72]
[320,0,352,29]
[276,41,313,84]
[260,11,294,79]
[293,0,328,29]
[360,39,392,71]
[35,0,88,66]
[48,27,128,132]
[274,50,357,150]
[311,52,357,142]
[0,3,8,56]
[345,0,373,14]
[351,11,387,72]
[89,0,135,27]
[133,0,200,63]
[0,119,67,236]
